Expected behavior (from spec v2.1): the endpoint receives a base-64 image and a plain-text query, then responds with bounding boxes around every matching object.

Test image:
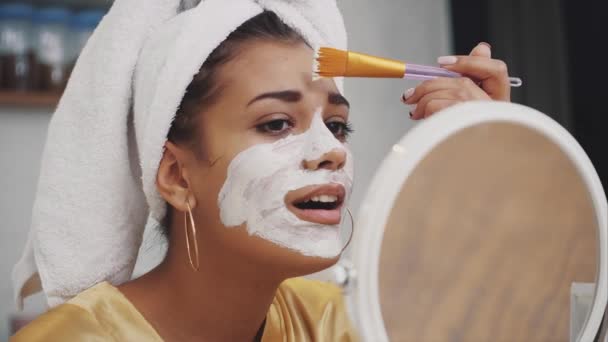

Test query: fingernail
[402,88,415,102]
[478,42,492,49]
[409,104,417,119]
[437,56,458,65]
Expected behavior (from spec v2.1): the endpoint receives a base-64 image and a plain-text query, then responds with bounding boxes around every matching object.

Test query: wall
[0,0,451,339]
[0,107,52,337]
[338,0,452,220]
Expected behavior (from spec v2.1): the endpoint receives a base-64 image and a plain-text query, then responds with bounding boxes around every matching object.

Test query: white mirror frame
[350,101,607,342]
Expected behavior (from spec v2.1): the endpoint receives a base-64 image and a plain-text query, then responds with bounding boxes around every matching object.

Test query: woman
[11,3,510,342]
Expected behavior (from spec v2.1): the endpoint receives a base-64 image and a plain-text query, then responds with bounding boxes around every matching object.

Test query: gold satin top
[11,277,358,341]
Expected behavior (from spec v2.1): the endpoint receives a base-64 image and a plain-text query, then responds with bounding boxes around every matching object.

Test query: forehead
[219,39,338,96]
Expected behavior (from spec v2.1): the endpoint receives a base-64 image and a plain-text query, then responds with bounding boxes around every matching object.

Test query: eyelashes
[255,118,354,140]
[256,119,292,135]
[325,121,354,140]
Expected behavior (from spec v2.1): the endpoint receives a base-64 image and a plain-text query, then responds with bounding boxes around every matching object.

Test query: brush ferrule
[346,51,406,78]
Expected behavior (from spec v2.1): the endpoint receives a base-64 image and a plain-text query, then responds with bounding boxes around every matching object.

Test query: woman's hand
[402,42,511,120]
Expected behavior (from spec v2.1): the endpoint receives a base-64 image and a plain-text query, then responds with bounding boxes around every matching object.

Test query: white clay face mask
[218,108,354,258]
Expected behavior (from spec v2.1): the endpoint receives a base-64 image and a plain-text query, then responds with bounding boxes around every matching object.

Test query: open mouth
[294,194,342,210]
[286,184,346,225]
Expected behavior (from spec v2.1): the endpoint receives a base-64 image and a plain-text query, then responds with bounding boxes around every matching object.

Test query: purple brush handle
[405,63,523,87]
[406,63,461,78]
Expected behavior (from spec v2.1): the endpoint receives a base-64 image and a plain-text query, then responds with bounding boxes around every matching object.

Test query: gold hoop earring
[340,208,355,253]
[184,201,200,272]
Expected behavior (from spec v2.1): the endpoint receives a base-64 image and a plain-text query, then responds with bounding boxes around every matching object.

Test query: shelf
[0,91,61,108]
[31,0,113,10]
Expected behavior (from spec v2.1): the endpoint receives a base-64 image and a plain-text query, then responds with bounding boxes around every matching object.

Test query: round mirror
[350,102,607,342]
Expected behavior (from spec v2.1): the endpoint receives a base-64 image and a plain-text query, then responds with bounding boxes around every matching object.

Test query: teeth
[321,195,335,203]
[307,195,338,203]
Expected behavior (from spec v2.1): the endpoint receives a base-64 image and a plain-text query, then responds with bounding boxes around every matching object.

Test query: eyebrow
[246,89,350,108]
[328,92,350,108]
[247,90,302,107]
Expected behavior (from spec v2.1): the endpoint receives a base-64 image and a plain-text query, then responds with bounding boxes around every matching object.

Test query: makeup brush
[314,47,522,87]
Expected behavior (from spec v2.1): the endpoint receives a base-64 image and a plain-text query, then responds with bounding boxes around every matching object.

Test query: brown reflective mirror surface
[379,122,598,342]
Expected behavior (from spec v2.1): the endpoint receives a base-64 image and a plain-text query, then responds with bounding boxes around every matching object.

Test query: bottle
[0,3,35,91]
[32,7,71,93]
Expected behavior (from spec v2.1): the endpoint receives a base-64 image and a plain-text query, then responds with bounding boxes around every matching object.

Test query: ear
[156,141,198,211]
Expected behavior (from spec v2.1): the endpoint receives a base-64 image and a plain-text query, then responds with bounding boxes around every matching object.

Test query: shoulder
[11,281,162,342]
[10,302,110,341]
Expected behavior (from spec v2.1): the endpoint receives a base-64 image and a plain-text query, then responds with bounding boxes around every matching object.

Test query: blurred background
[0,0,605,340]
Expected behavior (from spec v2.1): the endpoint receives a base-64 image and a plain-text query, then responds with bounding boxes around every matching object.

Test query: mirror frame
[350,101,607,342]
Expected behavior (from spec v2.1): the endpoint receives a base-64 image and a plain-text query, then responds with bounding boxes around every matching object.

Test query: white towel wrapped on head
[12,0,347,309]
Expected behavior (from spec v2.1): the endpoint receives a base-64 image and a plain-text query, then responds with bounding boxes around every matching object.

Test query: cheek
[345,148,355,187]
[192,128,273,216]
[190,158,233,219]
[220,144,281,201]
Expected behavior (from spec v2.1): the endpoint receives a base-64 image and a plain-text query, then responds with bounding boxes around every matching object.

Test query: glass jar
[32,7,71,93]
[67,9,104,77]
[0,3,34,91]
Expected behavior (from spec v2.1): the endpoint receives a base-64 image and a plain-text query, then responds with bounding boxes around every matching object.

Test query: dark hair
[161,11,304,235]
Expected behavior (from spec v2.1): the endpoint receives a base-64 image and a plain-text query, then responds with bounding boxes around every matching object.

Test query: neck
[119,228,283,341]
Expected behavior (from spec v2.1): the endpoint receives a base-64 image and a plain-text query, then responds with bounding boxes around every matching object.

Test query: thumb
[469,42,492,58]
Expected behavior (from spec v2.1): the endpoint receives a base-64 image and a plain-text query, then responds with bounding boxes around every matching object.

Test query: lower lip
[290,205,343,225]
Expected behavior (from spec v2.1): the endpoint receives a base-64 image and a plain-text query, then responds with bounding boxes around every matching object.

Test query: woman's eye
[326,121,354,140]
[256,119,293,135]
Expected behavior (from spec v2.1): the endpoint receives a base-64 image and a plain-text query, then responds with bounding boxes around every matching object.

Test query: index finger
[438,55,508,82]
[437,55,511,101]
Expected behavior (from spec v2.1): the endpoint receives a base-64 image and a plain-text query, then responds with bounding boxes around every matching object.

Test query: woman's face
[176,39,352,275]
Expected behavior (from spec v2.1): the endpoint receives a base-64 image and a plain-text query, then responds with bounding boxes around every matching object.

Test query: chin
[274,246,343,279]
[231,232,342,278]
[278,236,345,277]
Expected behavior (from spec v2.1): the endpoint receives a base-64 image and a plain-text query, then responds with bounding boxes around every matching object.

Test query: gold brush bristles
[315,47,349,77]
[315,47,406,78]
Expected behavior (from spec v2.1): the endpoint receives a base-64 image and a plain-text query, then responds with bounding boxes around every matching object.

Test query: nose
[303,149,347,171]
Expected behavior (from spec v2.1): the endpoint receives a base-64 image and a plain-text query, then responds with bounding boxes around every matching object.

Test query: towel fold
[12,0,347,309]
